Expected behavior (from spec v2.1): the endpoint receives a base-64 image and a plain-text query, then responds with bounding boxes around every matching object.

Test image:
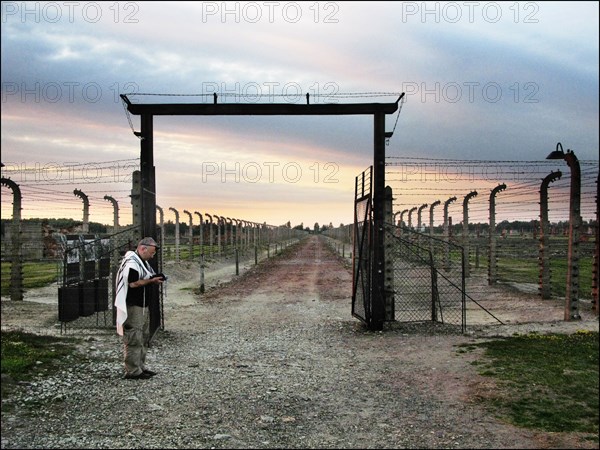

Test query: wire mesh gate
[352,167,373,325]
[56,226,164,339]
[384,224,467,332]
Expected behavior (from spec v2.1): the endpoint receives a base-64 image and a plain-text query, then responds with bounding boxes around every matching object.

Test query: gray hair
[138,237,159,248]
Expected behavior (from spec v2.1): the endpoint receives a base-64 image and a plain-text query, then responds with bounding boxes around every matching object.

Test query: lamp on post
[546,142,581,321]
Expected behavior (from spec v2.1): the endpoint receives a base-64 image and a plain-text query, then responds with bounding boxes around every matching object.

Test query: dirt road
[1,235,598,449]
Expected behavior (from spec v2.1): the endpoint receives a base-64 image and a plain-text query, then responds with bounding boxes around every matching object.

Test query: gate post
[140,114,157,251]
[131,171,142,242]
[371,112,387,330]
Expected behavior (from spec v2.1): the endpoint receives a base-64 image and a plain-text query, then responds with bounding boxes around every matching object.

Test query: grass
[1,330,82,408]
[496,256,594,298]
[1,261,59,296]
[459,330,599,436]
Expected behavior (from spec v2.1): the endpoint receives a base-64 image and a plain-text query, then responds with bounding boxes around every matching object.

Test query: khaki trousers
[123,305,150,376]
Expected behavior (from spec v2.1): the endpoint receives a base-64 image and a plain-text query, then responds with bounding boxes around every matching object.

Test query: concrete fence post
[563,151,582,320]
[593,171,599,316]
[488,184,507,285]
[443,196,457,269]
[408,206,417,230]
[1,177,23,301]
[205,213,214,257]
[539,171,562,299]
[216,216,223,256]
[195,212,204,257]
[169,207,180,262]
[429,200,441,260]
[103,195,120,232]
[184,210,193,260]
[462,191,478,277]
[73,189,90,233]
[156,205,164,266]
[200,253,205,294]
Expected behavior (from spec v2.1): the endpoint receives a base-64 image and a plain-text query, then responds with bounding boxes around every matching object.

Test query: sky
[1,1,599,229]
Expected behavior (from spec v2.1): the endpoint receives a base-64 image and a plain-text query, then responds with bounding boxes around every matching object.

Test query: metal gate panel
[352,167,373,325]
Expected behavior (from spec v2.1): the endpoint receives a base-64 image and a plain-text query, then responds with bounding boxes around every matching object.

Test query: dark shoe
[124,371,153,380]
[143,369,157,377]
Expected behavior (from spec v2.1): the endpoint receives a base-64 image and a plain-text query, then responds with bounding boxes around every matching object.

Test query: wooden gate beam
[121,96,399,116]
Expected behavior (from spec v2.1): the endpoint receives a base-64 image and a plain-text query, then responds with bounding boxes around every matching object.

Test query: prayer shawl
[114,250,155,336]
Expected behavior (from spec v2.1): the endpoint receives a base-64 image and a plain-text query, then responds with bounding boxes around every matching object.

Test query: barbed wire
[3,158,598,225]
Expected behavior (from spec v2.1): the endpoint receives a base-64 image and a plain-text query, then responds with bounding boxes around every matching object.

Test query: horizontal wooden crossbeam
[120,94,400,116]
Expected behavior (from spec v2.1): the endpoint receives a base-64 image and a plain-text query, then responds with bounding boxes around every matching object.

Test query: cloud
[2,1,598,227]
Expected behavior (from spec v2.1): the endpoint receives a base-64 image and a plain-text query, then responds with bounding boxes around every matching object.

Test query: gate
[352,167,373,325]
[384,224,467,331]
[56,226,164,340]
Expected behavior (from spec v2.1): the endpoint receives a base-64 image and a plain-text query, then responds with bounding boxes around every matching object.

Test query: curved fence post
[169,207,180,262]
[195,212,204,257]
[73,189,90,233]
[1,177,23,301]
[462,191,478,277]
[183,210,193,260]
[443,196,457,269]
[539,171,562,299]
[205,213,214,257]
[488,183,507,285]
[103,195,120,232]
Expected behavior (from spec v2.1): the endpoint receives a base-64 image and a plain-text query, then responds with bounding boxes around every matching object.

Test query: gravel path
[1,235,598,449]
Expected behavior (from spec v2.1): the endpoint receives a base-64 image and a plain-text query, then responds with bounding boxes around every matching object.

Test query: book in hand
[150,273,168,281]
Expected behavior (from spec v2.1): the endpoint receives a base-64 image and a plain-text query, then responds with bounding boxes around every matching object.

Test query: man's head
[137,237,159,260]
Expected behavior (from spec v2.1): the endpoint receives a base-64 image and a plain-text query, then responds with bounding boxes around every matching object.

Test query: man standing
[115,237,164,380]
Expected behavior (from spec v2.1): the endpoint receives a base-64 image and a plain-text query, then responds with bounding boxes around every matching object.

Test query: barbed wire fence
[1,160,307,332]
[324,158,599,325]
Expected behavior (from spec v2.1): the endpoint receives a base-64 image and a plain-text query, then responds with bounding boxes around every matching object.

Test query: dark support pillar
[131,171,141,235]
[139,114,161,336]
[371,112,386,330]
[140,114,157,272]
